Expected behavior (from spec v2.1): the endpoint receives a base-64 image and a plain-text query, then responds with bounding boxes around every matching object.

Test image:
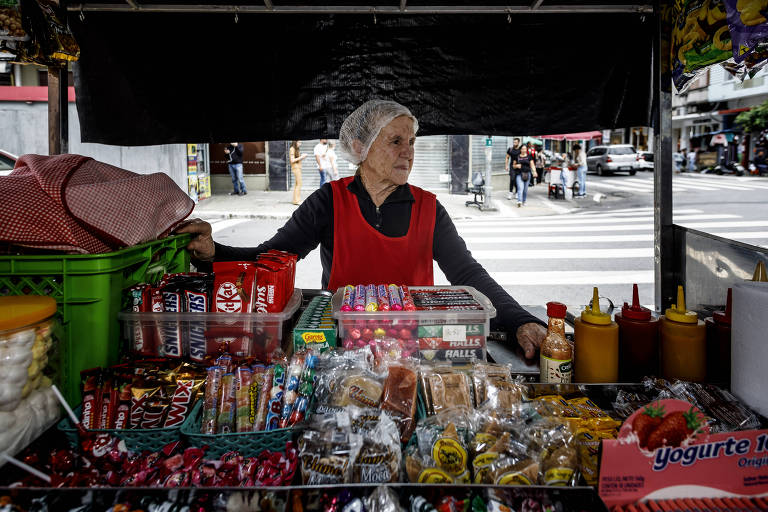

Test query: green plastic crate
[181,401,294,458]
[0,234,191,403]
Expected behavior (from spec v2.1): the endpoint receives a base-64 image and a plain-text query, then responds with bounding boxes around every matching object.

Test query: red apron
[327,176,436,291]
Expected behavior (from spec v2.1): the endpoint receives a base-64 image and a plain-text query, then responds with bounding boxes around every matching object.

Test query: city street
[201,172,768,311]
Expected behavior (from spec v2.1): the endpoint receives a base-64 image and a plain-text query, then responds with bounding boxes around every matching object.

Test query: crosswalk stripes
[585,174,768,193]
[443,208,768,305]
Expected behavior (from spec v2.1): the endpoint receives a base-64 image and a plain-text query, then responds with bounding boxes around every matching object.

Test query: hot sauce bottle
[574,287,619,383]
[660,285,706,382]
[615,283,660,381]
[704,288,732,384]
[540,301,572,384]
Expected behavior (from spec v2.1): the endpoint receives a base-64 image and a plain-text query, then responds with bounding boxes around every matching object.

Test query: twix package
[213,262,257,313]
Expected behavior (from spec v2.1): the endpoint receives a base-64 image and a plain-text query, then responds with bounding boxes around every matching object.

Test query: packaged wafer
[254,367,274,431]
[201,365,223,434]
[217,372,237,433]
[235,367,254,432]
[265,359,287,431]
[212,261,257,313]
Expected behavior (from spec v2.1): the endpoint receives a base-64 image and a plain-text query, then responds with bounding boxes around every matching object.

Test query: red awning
[539,131,603,141]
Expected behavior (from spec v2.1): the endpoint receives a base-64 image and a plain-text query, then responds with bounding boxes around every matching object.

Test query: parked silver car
[586,144,637,176]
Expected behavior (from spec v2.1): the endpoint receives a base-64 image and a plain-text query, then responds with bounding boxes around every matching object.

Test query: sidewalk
[192,184,584,221]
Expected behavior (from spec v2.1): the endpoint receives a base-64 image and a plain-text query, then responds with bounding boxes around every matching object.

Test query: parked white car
[586,144,638,176]
[0,150,17,176]
[635,151,654,171]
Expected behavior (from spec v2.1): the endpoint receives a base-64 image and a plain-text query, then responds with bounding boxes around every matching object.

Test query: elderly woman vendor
[178,100,547,358]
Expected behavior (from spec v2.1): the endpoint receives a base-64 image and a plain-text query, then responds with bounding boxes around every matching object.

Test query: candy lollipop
[388,284,403,311]
[340,285,355,312]
[365,284,378,312]
[353,285,366,311]
[377,284,391,311]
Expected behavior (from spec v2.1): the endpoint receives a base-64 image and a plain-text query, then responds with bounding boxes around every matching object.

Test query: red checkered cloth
[0,154,195,254]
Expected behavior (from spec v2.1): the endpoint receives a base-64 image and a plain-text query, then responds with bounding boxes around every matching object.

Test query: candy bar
[216,372,236,433]
[183,279,211,363]
[127,284,156,356]
[140,397,169,428]
[388,284,403,311]
[164,378,203,428]
[213,261,257,313]
[254,367,273,431]
[255,260,284,313]
[80,369,100,429]
[160,285,184,358]
[377,284,391,311]
[341,285,355,312]
[96,374,115,430]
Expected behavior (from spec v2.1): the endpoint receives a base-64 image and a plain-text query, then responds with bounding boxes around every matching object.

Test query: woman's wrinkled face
[362,116,416,187]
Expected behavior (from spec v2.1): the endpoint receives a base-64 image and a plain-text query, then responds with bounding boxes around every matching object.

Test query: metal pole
[482,135,497,211]
[47,66,69,155]
[654,2,674,311]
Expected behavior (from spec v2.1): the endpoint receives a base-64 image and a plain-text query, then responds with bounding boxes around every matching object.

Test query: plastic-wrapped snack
[532,394,580,418]
[380,361,419,442]
[0,0,27,41]
[279,351,306,427]
[725,0,768,63]
[471,413,510,484]
[265,357,287,431]
[348,407,401,483]
[235,366,254,432]
[667,380,760,432]
[574,417,620,486]
[253,366,273,431]
[472,363,511,406]
[524,418,578,486]
[299,413,362,485]
[365,486,403,512]
[486,430,539,486]
[201,365,223,434]
[405,406,473,484]
[331,370,384,409]
[422,366,473,414]
[217,372,236,433]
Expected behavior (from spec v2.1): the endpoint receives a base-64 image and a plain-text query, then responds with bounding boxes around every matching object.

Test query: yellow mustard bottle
[660,285,706,382]
[574,287,619,383]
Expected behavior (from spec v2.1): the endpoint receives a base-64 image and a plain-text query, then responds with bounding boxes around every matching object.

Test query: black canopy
[68,4,655,145]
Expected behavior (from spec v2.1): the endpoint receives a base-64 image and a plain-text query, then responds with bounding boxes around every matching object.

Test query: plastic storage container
[332,285,496,363]
[0,296,62,459]
[119,288,302,363]
[0,234,191,403]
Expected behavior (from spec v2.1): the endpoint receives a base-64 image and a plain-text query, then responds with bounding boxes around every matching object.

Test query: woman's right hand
[174,218,215,261]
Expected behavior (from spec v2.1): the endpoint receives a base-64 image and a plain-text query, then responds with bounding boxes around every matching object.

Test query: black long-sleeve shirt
[211,175,543,336]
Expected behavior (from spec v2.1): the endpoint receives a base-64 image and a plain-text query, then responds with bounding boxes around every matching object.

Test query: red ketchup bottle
[614,284,659,381]
[704,288,732,384]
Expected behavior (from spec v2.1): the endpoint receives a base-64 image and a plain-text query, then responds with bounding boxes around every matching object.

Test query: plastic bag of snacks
[405,405,474,483]
[473,364,527,412]
[298,413,362,485]
[724,0,768,62]
[0,0,27,41]
[379,359,419,442]
[348,406,401,483]
[421,364,473,414]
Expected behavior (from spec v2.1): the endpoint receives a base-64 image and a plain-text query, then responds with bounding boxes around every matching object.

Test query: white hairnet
[337,100,419,165]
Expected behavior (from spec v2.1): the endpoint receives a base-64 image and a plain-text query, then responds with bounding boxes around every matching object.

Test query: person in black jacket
[178,101,547,359]
[224,142,246,196]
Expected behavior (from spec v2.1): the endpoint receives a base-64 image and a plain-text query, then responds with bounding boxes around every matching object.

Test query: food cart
[1,0,768,510]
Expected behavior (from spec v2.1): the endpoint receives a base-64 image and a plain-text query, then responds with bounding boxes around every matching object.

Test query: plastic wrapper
[725,0,768,62]
[298,413,362,485]
[672,0,732,91]
[422,365,473,414]
[380,360,419,442]
[473,363,526,411]
[348,406,401,483]
[405,405,473,484]
[365,486,405,512]
[0,0,27,41]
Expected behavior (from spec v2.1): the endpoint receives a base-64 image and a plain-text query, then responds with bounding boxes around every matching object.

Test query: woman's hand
[174,218,215,261]
[516,322,547,359]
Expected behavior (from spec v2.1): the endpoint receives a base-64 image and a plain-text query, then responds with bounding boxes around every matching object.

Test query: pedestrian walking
[573,144,587,198]
[327,141,340,180]
[515,143,537,207]
[314,139,331,186]
[687,149,697,172]
[505,137,521,199]
[289,140,307,205]
[534,144,545,185]
[224,142,246,196]
[526,142,536,187]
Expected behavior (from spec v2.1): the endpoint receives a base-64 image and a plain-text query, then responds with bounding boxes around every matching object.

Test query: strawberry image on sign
[632,401,666,448]
[645,407,703,451]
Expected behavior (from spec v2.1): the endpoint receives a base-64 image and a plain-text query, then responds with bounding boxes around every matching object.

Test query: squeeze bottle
[574,287,619,383]
[660,285,706,382]
[614,283,659,381]
[704,288,731,384]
